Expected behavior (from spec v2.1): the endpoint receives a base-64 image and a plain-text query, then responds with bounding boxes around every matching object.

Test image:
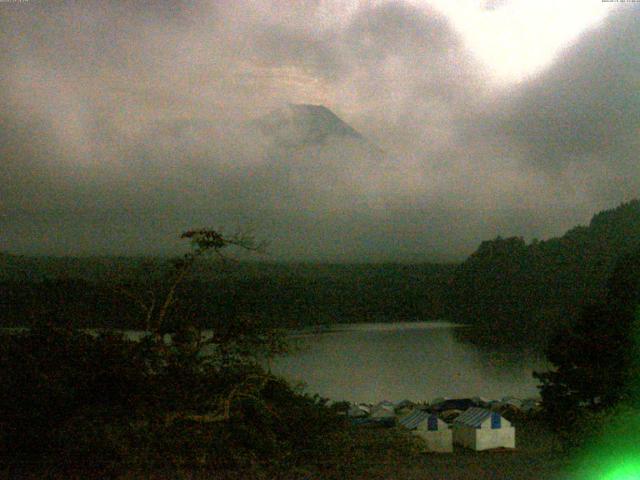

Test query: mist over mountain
[247,104,391,219]
[255,104,364,149]
[1,1,638,260]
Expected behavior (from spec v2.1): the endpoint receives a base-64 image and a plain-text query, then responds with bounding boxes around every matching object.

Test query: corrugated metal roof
[399,410,446,431]
[399,410,431,429]
[453,407,494,428]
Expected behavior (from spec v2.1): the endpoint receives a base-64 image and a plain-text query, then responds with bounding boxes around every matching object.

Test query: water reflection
[271,322,548,403]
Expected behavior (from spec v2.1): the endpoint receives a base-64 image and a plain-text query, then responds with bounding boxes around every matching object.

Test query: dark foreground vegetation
[0,230,441,479]
[3,200,640,478]
[2,322,406,479]
[529,245,640,479]
[0,230,387,479]
[0,320,571,479]
[2,310,634,480]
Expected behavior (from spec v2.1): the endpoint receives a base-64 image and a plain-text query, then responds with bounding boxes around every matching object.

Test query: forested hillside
[3,200,639,346]
[448,199,640,347]
[0,257,454,329]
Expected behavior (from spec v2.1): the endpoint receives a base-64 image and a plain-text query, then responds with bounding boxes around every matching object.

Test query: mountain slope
[254,104,364,149]
[244,103,389,214]
[447,199,640,348]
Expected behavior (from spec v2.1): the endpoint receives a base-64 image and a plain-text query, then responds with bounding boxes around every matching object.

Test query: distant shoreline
[288,320,468,337]
[1,320,468,338]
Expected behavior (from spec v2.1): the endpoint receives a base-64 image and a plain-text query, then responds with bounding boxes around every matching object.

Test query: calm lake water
[5,321,547,404]
[270,321,549,404]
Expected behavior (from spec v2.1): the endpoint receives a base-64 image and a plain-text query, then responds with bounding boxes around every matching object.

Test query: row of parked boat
[340,396,542,452]
[346,396,541,421]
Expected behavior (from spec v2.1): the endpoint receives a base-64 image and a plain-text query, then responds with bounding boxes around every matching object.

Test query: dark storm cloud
[469,4,640,211]
[0,1,637,259]
[493,5,640,170]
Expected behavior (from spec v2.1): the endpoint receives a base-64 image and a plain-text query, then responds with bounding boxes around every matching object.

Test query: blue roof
[453,408,497,428]
[399,410,444,430]
[399,410,430,429]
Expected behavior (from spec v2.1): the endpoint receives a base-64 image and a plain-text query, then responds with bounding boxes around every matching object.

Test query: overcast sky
[1,0,638,261]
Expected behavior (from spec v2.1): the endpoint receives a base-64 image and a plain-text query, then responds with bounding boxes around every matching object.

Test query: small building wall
[415,428,453,453]
[401,411,453,453]
[453,424,515,451]
[452,424,478,450]
[475,426,515,451]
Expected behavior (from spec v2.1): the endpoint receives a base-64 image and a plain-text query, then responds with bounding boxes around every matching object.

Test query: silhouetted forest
[0,258,454,330]
[1,230,430,479]
[535,247,640,435]
[3,200,640,350]
[449,199,640,347]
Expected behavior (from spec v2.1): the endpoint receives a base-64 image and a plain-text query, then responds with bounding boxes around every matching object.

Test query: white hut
[399,410,453,453]
[452,407,515,451]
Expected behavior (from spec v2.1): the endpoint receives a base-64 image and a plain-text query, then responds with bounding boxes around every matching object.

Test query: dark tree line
[531,247,640,459]
[448,199,640,347]
[535,249,640,419]
[4,200,640,351]
[0,259,455,330]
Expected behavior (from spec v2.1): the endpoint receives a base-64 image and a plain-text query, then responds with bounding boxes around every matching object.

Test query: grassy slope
[111,418,568,480]
[6,420,567,480]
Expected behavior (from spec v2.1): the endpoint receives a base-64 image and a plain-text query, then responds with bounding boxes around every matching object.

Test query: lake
[6,321,548,404]
[270,321,549,404]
